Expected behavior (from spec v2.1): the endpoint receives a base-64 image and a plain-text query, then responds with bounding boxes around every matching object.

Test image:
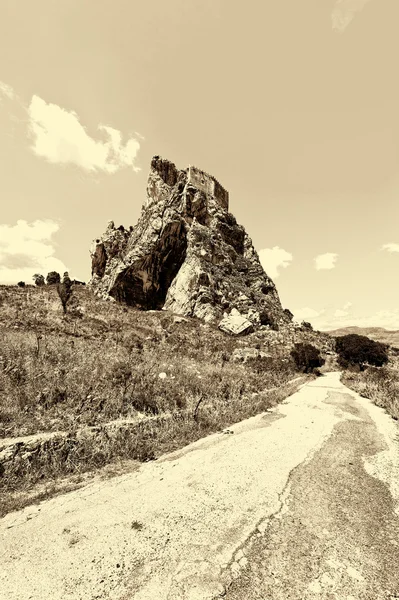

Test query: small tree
[335,334,388,369]
[17,281,25,288]
[291,342,325,373]
[33,273,45,287]
[46,271,61,285]
[56,272,73,314]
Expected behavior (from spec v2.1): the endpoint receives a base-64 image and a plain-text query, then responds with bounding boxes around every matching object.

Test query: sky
[0,0,398,331]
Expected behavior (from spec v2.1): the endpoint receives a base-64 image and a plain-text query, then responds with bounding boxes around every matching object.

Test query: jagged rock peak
[89,156,292,333]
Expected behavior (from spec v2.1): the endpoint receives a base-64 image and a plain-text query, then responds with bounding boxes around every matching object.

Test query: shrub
[301,321,313,331]
[17,281,25,288]
[33,274,45,287]
[335,334,388,369]
[56,272,73,314]
[46,271,61,285]
[291,342,325,373]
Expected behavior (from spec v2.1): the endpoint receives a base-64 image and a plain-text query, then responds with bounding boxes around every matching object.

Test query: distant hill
[327,326,399,347]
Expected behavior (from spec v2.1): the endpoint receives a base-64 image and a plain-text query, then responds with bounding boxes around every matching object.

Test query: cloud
[0,220,68,284]
[0,80,14,100]
[27,95,141,173]
[314,252,338,270]
[258,246,293,279]
[0,81,142,174]
[331,0,372,33]
[293,307,325,322]
[382,243,399,253]
[334,301,353,318]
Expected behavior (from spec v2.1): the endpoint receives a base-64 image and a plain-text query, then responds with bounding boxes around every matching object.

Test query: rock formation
[90,156,292,333]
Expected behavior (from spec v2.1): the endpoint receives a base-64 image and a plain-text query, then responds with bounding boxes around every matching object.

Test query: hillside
[327,326,399,347]
[0,283,333,515]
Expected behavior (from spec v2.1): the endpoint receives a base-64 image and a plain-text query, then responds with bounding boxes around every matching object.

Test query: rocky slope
[90,156,292,333]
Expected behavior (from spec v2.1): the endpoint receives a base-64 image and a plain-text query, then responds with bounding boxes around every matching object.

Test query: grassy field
[0,284,318,509]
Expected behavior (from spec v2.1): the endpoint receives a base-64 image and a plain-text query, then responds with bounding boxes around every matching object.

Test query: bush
[17,281,25,288]
[335,334,388,369]
[46,271,61,285]
[33,274,45,287]
[56,272,73,314]
[291,342,325,373]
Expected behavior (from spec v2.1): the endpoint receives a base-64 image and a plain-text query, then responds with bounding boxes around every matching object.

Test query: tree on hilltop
[46,271,61,285]
[33,274,45,287]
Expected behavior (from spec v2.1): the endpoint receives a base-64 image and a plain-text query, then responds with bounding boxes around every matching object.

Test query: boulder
[232,347,272,362]
[219,313,254,336]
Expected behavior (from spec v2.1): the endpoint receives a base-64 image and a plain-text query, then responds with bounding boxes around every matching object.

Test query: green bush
[336,334,388,369]
[291,342,325,373]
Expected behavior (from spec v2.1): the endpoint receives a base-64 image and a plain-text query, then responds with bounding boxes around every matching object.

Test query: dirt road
[1,372,399,599]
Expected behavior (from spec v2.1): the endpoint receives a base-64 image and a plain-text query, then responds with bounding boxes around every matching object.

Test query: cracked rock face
[89,156,290,332]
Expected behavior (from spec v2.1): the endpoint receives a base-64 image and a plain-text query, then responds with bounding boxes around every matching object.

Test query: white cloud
[1,81,142,173]
[27,95,141,173]
[293,307,325,322]
[331,0,372,33]
[258,246,293,279]
[382,243,399,253]
[0,80,14,100]
[334,301,353,318]
[0,220,67,284]
[314,252,338,271]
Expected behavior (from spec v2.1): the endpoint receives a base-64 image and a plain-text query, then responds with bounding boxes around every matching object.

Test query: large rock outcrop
[90,156,291,331]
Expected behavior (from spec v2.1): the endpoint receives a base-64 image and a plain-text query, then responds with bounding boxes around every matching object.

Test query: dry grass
[0,286,295,438]
[342,361,399,421]
[0,284,309,508]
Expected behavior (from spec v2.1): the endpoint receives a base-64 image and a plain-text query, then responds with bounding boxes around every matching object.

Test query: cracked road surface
[1,372,399,599]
